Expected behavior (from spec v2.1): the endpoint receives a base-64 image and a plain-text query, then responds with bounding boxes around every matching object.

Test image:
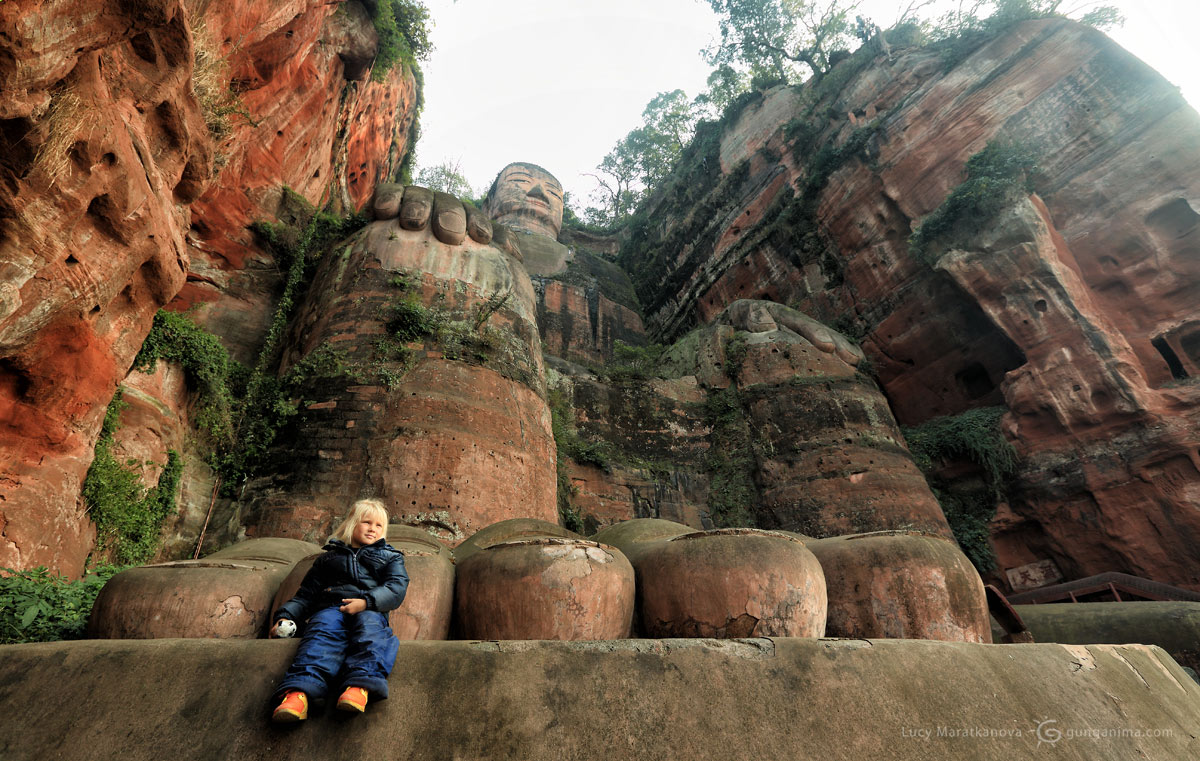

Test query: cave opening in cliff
[1152,336,1189,380]
[0,116,35,182]
[955,362,995,400]
[0,358,33,401]
[1178,330,1200,370]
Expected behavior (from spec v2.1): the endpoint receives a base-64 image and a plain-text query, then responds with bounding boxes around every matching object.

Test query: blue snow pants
[275,606,399,700]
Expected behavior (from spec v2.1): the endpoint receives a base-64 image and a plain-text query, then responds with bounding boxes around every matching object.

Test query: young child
[270,498,408,722]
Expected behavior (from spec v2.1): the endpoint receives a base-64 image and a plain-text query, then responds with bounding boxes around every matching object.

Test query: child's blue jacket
[273,538,408,623]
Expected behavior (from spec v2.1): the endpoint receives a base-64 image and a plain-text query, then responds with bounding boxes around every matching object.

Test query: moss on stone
[548,247,641,313]
[81,390,183,565]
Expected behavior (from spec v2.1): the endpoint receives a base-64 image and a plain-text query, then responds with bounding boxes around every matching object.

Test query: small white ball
[274,619,297,638]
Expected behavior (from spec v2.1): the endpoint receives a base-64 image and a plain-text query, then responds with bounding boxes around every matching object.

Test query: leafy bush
[82,392,183,565]
[903,406,1017,487]
[387,295,439,341]
[596,341,667,383]
[369,0,432,82]
[903,406,1017,573]
[702,388,758,527]
[908,140,1038,263]
[926,1,1124,71]
[0,565,123,644]
[547,388,589,532]
[933,487,999,572]
[133,309,237,449]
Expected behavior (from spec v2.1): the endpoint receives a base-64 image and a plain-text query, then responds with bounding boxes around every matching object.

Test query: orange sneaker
[272,690,308,723]
[336,686,368,713]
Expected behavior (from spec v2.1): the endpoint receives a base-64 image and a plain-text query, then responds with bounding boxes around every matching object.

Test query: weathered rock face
[239,218,558,545]
[532,235,647,366]
[177,0,419,365]
[625,19,1200,590]
[105,360,236,561]
[535,279,645,365]
[0,0,210,575]
[552,299,951,538]
[0,0,419,575]
[566,460,711,533]
[716,300,952,538]
[554,368,713,532]
[5,637,1200,761]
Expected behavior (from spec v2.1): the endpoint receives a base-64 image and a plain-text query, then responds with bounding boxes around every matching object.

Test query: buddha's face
[485,163,564,239]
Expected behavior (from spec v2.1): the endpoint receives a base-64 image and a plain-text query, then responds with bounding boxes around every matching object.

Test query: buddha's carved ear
[432,191,467,244]
[399,185,434,231]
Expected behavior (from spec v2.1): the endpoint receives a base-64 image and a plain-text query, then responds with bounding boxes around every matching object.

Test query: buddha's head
[484,162,564,239]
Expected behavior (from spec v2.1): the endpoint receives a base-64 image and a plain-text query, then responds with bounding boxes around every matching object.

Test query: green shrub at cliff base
[134,308,237,449]
[547,387,587,532]
[82,391,184,566]
[0,564,123,644]
[702,387,758,528]
[596,341,667,384]
[933,487,999,573]
[902,406,1017,573]
[908,140,1039,263]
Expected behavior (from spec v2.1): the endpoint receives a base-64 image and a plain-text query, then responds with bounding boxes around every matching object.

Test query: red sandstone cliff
[0,0,419,575]
[625,19,1200,590]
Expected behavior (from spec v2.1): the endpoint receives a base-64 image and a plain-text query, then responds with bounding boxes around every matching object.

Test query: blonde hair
[331,499,390,544]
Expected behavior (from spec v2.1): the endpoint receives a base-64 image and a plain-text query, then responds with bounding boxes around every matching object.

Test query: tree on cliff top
[926,0,1124,39]
[416,158,475,198]
[703,0,1122,84]
[703,0,862,82]
[585,89,704,226]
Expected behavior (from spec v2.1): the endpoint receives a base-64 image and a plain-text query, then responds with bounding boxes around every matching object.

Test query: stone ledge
[0,638,1198,760]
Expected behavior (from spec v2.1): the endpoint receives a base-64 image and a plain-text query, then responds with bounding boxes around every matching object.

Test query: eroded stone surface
[628,18,1200,590]
[239,222,558,544]
[0,0,209,575]
[2,638,1198,760]
[635,529,827,638]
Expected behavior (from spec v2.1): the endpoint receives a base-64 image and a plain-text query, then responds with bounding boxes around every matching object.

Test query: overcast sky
[413,0,1199,208]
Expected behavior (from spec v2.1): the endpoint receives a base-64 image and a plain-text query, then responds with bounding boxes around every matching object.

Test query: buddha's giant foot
[451,517,583,564]
[807,531,991,643]
[635,528,826,638]
[454,536,635,640]
[87,538,320,639]
[594,520,827,638]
